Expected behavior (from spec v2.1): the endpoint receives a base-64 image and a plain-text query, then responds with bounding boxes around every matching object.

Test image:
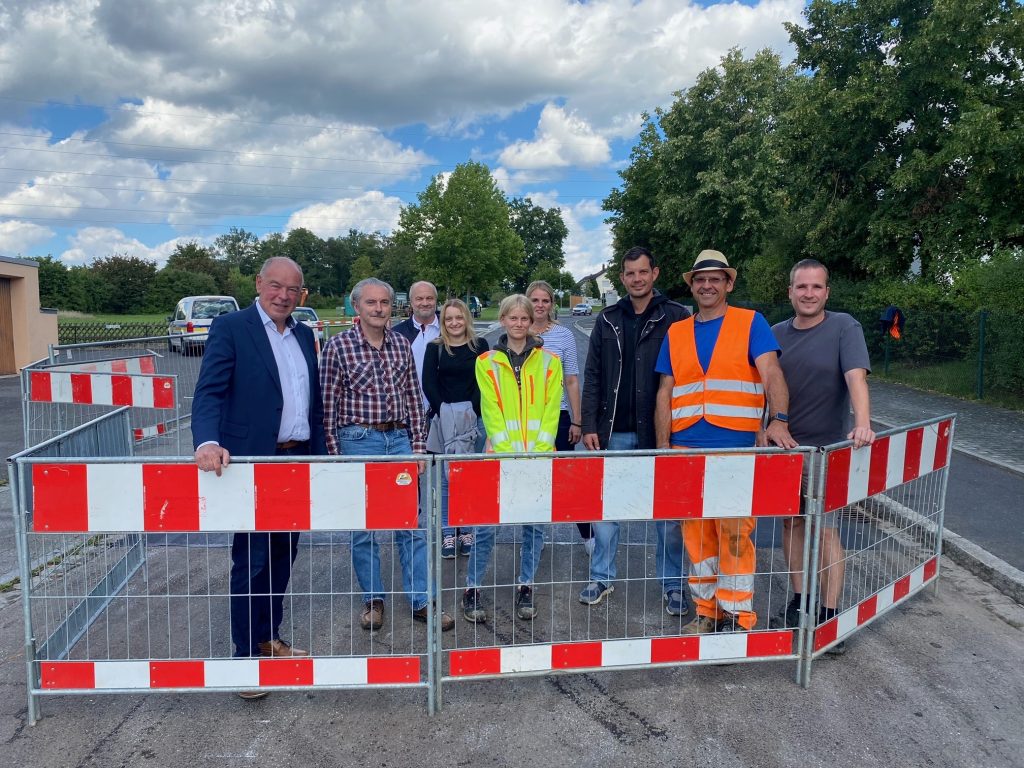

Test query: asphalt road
[2,327,1024,767]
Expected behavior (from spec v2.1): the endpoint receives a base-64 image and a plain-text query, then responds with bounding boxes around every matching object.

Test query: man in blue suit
[192,256,326,696]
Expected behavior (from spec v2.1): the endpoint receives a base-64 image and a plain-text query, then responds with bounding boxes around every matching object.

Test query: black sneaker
[515,585,537,620]
[769,597,802,629]
[462,589,488,623]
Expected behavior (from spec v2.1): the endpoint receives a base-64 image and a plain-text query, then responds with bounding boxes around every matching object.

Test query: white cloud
[0,1,802,132]
[59,228,198,267]
[517,190,613,280]
[499,104,611,170]
[286,191,404,238]
[0,220,54,254]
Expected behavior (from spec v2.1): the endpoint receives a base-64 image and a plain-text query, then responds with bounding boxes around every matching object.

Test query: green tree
[781,0,1024,279]
[31,255,69,309]
[146,269,219,313]
[508,197,569,292]
[396,161,524,297]
[166,242,229,293]
[348,254,376,292]
[604,49,797,293]
[89,254,156,313]
[214,227,262,275]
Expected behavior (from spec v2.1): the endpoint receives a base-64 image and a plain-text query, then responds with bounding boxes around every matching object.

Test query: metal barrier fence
[799,415,954,680]
[433,448,815,711]
[8,416,955,723]
[21,335,206,453]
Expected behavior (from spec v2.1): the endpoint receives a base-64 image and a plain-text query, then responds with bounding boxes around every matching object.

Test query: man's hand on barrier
[582,432,601,451]
[765,420,798,449]
[755,430,768,448]
[195,444,231,476]
[414,450,427,475]
[848,425,876,449]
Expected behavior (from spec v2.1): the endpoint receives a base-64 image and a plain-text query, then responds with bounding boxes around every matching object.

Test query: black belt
[276,439,308,451]
[357,421,407,432]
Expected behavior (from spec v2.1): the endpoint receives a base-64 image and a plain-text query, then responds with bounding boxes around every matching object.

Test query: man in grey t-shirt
[770,259,875,651]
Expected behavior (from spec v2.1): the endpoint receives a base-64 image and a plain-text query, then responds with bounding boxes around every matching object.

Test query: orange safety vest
[667,306,765,433]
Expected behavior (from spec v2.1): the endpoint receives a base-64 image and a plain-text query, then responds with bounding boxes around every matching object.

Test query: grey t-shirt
[772,311,871,447]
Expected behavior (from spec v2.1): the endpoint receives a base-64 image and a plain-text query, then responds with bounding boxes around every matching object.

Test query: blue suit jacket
[191,304,327,456]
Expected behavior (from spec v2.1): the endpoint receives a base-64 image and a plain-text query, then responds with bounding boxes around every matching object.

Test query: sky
[0,0,804,281]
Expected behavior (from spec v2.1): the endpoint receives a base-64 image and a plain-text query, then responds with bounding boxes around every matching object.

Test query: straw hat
[682,250,737,287]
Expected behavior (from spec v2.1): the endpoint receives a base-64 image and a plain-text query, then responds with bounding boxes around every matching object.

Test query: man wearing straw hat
[655,249,796,633]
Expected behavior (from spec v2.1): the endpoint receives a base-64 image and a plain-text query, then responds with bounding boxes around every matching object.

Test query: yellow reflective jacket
[475,337,563,453]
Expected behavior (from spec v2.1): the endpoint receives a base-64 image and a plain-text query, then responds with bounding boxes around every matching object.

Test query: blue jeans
[589,432,685,594]
[439,416,486,538]
[336,425,429,610]
[466,524,545,589]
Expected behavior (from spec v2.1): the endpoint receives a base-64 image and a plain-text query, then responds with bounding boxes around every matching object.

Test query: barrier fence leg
[11,462,41,724]
[932,421,956,597]
[427,457,439,716]
[800,450,827,688]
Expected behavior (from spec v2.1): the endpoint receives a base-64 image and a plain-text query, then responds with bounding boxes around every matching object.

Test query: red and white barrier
[31,461,421,533]
[41,656,421,691]
[812,557,938,653]
[133,423,168,441]
[29,371,175,409]
[449,631,794,677]
[448,452,805,526]
[49,355,157,375]
[823,420,952,512]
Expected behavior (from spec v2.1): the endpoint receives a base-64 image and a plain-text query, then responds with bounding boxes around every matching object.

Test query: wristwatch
[772,412,789,423]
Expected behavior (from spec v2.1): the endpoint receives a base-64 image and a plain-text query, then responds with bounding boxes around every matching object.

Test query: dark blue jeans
[230,441,307,657]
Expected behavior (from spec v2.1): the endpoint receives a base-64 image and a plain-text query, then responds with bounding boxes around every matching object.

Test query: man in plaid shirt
[320,277,454,632]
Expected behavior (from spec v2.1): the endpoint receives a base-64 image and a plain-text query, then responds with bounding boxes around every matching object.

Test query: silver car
[168,295,239,354]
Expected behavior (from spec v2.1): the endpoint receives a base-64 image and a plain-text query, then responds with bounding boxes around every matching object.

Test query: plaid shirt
[320,323,427,454]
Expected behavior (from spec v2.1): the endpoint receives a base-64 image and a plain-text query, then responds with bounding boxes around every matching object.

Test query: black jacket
[393,313,440,344]
[580,292,690,449]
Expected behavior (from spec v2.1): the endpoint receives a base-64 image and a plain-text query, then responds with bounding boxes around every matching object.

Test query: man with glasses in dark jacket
[579,247,691,615]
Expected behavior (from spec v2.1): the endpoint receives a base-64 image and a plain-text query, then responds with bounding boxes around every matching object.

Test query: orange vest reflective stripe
[667,306,765,433]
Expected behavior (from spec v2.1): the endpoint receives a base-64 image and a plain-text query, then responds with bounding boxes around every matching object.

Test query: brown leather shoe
[412,605,455,632]
[257,638,308,657]
[238,690,270,700]
[361,599,385,631]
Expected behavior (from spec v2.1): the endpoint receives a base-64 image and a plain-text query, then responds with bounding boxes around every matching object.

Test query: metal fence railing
[8,409,955,723]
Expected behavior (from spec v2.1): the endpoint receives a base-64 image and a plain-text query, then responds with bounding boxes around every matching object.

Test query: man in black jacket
[578,247,692,615]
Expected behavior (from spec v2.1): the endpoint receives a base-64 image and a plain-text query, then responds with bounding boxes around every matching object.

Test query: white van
[168,295,239,354]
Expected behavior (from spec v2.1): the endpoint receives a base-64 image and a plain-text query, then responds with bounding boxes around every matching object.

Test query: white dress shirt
[255,302,311,443]
[410,314,440,411]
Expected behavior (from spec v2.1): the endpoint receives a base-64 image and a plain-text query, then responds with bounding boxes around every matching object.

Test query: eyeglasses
[266,281,303,297]
[692,275,727,286]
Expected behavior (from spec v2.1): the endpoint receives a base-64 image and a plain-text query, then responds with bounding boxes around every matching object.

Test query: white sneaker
[583,537,596,557]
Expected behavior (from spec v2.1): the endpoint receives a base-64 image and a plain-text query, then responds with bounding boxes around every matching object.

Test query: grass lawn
[879,360,1024,411]
[59,311,169,324]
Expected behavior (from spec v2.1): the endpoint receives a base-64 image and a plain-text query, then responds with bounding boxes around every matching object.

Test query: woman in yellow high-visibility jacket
[461,294,563,624]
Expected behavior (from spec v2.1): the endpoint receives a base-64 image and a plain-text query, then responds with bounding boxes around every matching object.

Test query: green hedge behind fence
[737,304,1024,410]
[57,311,1023,409]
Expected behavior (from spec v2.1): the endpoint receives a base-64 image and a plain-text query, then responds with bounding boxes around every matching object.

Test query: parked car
[168,295,239,354]
[572,303,593,316]
[291,306,325,344]
[468,296,483,318]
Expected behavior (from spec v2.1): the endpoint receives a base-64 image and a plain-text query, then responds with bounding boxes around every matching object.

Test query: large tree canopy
[396,161,525,298]
[605,0,1024,300]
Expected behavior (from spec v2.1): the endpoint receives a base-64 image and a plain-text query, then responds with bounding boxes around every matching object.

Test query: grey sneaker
[515,585,537,620]
[579,581,614,605]
[462,589,488,623]
[665,589,688,616]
